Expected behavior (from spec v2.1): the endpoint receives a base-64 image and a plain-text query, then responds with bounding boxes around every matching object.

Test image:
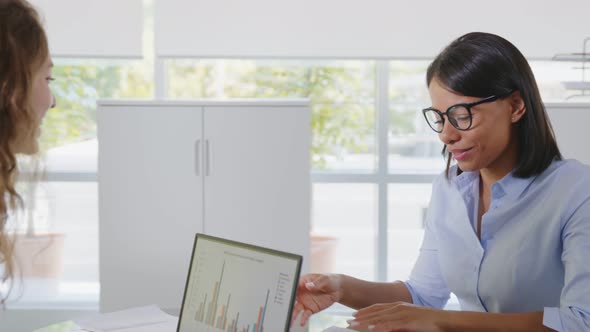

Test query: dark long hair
[427,32,562,178]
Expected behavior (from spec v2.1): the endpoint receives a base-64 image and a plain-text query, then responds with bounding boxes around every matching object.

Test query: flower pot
[13,233,65,278]
[310,234,338,273]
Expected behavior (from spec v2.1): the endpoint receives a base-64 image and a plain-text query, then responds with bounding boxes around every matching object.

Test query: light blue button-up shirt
[404,159,590,331]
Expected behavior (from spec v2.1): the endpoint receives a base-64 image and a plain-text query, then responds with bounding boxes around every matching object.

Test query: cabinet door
[98,105,204,311]
[203,105,310,264]
[546,103,590,165]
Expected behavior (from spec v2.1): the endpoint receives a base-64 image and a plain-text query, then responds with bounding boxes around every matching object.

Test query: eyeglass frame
[421,92,513,133]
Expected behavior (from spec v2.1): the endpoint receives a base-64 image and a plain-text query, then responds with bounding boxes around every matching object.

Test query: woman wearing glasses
[293,32,589,332]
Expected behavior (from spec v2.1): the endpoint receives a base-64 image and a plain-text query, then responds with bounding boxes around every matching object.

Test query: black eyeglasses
[422,93,509,133]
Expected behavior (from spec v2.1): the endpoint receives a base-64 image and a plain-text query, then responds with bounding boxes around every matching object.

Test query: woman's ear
[510,90,526,123]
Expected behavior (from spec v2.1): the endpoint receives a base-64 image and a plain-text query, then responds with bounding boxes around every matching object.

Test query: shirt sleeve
[404,177,451,309]
[543,195,590,331]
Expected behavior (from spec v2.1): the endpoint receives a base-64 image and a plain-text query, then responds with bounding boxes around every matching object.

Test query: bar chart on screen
[177,236,300,332]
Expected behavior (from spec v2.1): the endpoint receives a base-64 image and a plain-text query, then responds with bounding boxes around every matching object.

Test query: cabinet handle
[205,140,211,176]
[194,139,201,176]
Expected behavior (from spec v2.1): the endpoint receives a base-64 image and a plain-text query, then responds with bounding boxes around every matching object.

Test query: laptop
[177,233,303,332]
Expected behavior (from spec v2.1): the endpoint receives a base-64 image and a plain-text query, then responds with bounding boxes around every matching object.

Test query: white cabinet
[546,103,590,165]
[98,100,310,311]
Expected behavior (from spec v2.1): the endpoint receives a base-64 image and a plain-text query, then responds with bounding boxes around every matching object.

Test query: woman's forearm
[442,311,556,332]
[338,275,412,310]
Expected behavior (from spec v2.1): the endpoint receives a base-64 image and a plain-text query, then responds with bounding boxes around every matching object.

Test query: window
[166,59,377,171]
[389,61,445,174]
[312,184,377,280]
[387,183,431,281]
[530,61,586,101]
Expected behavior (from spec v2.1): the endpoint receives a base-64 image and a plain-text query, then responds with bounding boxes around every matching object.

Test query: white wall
[156,0,590,58]
[26,0,590,59]
[30,0,143,58]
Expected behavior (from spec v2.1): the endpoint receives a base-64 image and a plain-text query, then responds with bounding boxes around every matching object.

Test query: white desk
[34,311,351,332]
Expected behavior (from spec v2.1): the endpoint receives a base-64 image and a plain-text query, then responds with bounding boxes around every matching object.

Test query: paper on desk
[322,326,372,332]
[107,320,178,332]
[74,305,177,332]
[322,326,359,332]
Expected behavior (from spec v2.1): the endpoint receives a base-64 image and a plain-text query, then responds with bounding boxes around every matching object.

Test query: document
[73,305,177,332]
[322,327,361,332]
[103,320,177,332]
[322,326,369,332]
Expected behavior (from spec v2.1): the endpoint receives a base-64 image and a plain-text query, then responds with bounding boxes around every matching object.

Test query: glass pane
[530,61,584,101]
[42,59,153,151]
[388,61,445,174]
[7,181,98,305]
[387,183,432,281]
[312,184,376,281]
[167,59,377,172]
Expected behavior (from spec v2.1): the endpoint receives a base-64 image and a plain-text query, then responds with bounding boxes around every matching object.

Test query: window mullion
[155,57,167,98]
[376,61,390,281]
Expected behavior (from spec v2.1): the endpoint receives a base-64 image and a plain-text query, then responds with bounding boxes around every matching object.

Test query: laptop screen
[177,233,303,332]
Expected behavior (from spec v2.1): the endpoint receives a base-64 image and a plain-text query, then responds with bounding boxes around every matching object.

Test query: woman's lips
[451,148,472,161]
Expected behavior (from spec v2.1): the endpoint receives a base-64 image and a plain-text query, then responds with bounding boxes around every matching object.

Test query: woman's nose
[438,118,460,145]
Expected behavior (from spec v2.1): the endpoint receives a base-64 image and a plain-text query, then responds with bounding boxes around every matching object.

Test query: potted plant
[310,232,339,274]
[13,158,65,293]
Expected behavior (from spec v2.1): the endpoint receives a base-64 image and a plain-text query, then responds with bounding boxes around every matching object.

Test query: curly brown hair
[0,0,49,302]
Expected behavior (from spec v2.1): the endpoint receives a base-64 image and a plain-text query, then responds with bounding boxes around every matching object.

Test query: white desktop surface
[34,311,350,332]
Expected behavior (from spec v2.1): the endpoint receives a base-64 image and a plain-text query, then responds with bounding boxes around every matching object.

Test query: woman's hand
[291,273,343,326]
[347,302,448,332]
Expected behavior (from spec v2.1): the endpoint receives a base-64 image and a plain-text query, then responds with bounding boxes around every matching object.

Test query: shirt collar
[450,166,479,197]
[450,165,535,200]
[493,171,536,200]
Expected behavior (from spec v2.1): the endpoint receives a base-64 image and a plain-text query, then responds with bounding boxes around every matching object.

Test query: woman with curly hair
[0,0,55,302]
